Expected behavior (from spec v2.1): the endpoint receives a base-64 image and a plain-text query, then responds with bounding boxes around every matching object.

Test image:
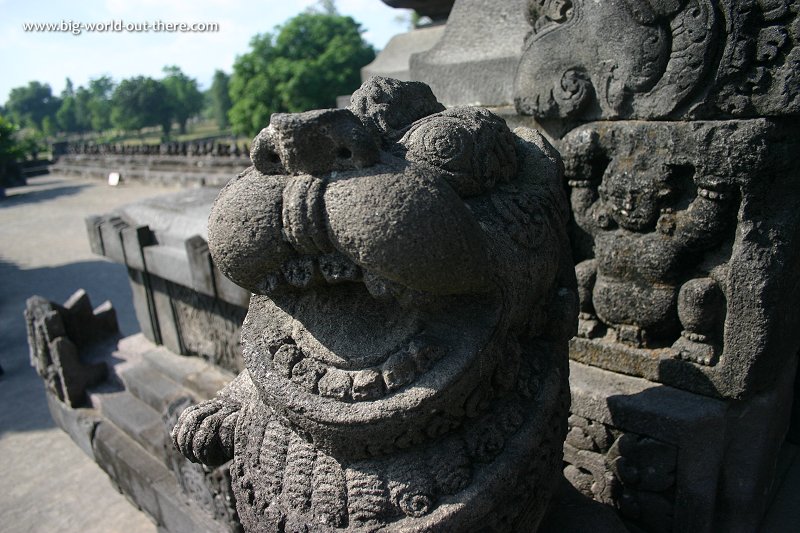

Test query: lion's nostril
[337,147,352,159]
[268,152,281,164]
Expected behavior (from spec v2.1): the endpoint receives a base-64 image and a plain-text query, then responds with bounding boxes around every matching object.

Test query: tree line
[3,66,237,141]
[1,7,375,151]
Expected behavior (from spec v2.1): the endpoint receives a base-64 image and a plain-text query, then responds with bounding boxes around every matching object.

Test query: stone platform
[85,187,249,374]
[53,154,250,189]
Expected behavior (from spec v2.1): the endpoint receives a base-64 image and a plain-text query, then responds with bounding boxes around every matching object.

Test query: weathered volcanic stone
[361,24,446,83]
[172,76,578,532]
[86,189,249,373]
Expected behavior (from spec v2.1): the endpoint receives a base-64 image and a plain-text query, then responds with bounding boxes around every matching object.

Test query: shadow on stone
[0,182,89,208]
[539,475,628,533]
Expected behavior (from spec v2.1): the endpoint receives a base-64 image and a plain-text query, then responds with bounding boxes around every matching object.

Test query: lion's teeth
[257,272,285,293]
[319,253,362,284]
[381,350,416,391]
[281,257,319,288]
[290,359,326,392]
[351,368,385,401]
[273,344,303,378]
[318,368,352,400]
[363,271,395,301]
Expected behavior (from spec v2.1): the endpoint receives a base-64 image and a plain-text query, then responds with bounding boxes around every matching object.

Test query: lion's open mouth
[241,280,498,405]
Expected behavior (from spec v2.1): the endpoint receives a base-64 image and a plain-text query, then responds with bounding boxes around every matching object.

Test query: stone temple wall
[52,140,251,188]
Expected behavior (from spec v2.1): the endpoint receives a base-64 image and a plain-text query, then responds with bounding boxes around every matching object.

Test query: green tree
[0,115,26,186]
[56,78,92,134]
[56,93,78,133]
[111,76,173,137]
[229,33,282,136]
[87,76,115,132]
[41,116,56,136]
[162,66,203,134]
[73,87,93,132]
[208,70,232,129]
[229,12,375,136]
[5,81,61,131]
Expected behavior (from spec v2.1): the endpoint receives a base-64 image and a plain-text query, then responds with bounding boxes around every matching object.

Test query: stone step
[118,361,195,415]
[140,343,233,400]
[92,420,228,533]
[94,390,169,464]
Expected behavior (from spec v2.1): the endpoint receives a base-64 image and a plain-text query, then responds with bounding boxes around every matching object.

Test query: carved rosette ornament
[171,77,578,531]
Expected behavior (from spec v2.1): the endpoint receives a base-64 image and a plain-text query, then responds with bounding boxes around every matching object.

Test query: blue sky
[0,0,411,103]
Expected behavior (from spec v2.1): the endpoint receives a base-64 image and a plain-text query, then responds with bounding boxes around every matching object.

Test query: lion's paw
[171,398,239,467]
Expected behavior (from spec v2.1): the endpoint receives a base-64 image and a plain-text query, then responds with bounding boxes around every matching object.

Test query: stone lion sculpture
[172,77,577,532]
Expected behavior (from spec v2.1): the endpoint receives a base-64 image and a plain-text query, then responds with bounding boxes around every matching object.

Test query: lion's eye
[406,121,474,175]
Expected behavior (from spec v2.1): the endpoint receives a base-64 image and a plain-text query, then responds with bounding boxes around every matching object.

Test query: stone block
[409,0,530,106]
[212,266,250,309]
[566,358,796,532]
[514,0,800,121]
[185,235,216,298]
[361,24,445,82]
[93,420,171,520]
[140,343,234,399]
[98,216,129,265]
[86,190,249,369]
[118,363,193,413]
[25,290,117,407]
[166,280,246,373]
[96,391,169,462]
[114,187,217,247]
[93,420,230,532]
[127,268,160,345]
[380,0,454,20]
[119,224,153,271]
[85,215,105,256]
[561,119,800,399]
[141,344,211,384]
[144,246,194,289]
[46,392,101,459]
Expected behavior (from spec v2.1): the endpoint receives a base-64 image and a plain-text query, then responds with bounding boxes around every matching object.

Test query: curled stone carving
[509,0,800,528]
[171,76,577,531]
[515,0,800,121]
[163,397,242,530]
